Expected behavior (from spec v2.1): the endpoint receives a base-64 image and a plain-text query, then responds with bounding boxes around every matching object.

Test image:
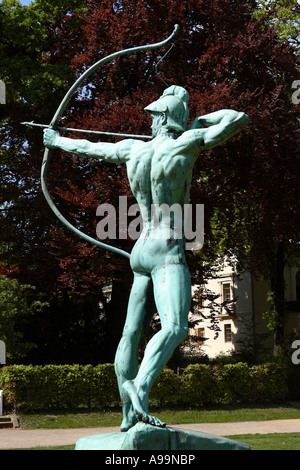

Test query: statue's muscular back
[121,131,201,220]
[117,130,202,274]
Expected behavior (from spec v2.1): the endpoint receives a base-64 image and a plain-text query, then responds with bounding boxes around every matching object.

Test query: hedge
[0,362,288,413]
[0,364,119,412]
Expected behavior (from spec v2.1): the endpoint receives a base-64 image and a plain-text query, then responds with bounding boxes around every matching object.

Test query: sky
[19,1,32,5]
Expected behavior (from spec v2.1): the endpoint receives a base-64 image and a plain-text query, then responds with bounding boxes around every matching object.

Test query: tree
[253,0,300,52]
[0,0,113,363]
[0,276,48,363]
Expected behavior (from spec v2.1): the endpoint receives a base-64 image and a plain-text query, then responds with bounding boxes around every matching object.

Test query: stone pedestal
[75,422,250,450]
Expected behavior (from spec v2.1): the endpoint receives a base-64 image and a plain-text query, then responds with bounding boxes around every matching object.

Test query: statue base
[75,422,250,450]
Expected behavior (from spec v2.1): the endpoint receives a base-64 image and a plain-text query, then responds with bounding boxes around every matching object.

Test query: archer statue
[44,85,248,431]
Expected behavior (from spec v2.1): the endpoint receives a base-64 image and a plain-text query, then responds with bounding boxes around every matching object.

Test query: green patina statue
[44,85,248,432]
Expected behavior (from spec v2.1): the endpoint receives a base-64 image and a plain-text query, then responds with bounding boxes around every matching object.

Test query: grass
[17,402,300,430]
[226,433,300,450]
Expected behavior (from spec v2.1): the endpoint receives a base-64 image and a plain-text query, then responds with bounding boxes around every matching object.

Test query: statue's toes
[146,414,166,428]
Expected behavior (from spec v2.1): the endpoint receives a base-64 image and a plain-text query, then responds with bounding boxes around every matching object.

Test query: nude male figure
[44,85,248,431]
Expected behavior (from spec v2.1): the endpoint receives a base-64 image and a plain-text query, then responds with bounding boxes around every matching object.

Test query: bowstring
[154,43,175,87]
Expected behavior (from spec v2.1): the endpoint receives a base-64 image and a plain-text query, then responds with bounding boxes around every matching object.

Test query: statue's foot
[122,380,166,428]
[120,404,138,432]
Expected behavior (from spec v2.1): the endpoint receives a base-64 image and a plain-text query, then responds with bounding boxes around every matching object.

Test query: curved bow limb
[41,25,180,260]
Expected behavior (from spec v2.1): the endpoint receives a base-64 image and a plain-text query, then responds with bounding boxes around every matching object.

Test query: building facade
[187,261,300,359]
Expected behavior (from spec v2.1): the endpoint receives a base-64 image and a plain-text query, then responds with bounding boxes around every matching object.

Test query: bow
[41,25,180,260]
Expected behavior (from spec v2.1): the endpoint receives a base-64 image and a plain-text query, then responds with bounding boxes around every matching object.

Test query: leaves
[0,276,49,362]
[253,0,300,52]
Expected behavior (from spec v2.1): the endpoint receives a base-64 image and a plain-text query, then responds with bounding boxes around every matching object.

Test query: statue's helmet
[144,85,189,132]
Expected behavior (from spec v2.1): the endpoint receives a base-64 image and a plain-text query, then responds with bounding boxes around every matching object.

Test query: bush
[216,363,252,404]
[150,368,181,406]
[179,364,215,405]
[250,363,288,401]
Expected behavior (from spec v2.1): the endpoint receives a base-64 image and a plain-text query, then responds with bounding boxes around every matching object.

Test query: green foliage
[0,276,49,362]
[179,364,215,405]
[150,368,181,406]
[250,363,288,401]
[0,0,86,113]
[216,363,252,404]
[0,362,288,413]
[252,0,300,51]
[262,289,288,333]
[0,363,120,412]
[92,363,120,409]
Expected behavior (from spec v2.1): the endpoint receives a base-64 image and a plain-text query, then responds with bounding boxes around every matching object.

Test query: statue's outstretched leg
[114,272,154,432]
[122,263,190,428]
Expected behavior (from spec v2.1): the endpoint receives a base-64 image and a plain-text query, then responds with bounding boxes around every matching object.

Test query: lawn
[226,433,300,450]
[17,402,300,429]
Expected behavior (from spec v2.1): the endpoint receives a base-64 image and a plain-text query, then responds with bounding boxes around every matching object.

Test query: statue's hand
[43,128,60,149]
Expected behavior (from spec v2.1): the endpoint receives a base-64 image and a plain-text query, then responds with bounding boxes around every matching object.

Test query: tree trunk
[103,276,132,362]
[270,243,286,354]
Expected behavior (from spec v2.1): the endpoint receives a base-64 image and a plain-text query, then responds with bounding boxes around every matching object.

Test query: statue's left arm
[43,128,136,163]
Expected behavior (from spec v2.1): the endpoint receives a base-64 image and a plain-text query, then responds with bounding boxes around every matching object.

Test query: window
[223,283,231,302]
[296,271,300,301]
[195,327,205,346]
[194,288,204,309]
[224,324,232,343]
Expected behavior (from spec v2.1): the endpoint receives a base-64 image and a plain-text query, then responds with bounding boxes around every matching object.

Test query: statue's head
[144,85,189,134]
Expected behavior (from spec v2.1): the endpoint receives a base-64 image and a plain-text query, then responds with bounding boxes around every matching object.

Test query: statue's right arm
[43,129,134,163]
